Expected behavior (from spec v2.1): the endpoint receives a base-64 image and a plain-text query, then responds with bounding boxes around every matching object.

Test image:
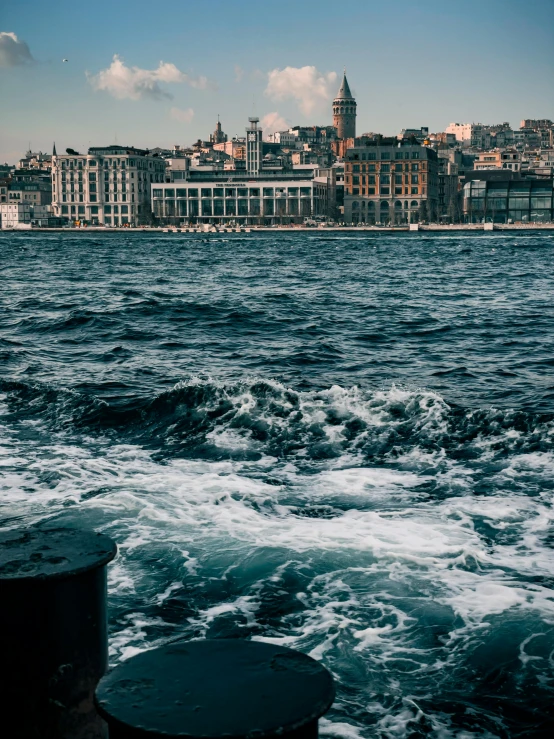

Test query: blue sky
[1,0,553,163]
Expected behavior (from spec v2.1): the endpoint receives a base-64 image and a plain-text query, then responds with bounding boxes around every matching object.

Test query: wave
[2,377,552,466]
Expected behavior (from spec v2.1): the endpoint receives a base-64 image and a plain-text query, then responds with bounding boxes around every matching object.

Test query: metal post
[0,526,117,739]
[95,639,335,739]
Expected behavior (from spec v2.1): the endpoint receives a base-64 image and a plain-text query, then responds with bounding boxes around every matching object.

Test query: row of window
[350,187,422,196]
[349,150,421,161]
[153,199,315,217]
[351,200,421,210]
[351,175,422,185]
[59,193,135,203]
[152,187,313,198]
[59,205,131,215]
[350,163,421,173]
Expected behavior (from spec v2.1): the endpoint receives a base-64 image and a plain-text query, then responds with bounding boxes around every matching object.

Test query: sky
[1,0,553,163]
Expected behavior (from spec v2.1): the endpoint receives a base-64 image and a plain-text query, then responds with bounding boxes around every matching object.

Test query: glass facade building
[463,179,554,223]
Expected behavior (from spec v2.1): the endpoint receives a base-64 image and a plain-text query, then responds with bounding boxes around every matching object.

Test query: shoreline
[1,223,553,234]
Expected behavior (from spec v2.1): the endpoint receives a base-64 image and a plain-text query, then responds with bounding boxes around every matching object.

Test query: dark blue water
[1,231,554,737]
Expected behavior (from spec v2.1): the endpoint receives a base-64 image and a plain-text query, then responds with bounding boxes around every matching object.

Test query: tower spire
[53,142,57,156]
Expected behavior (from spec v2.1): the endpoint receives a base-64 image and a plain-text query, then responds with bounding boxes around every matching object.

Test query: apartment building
[343,139,438,224]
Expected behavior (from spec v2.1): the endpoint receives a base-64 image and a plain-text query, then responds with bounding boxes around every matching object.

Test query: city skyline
[1,0,554,164]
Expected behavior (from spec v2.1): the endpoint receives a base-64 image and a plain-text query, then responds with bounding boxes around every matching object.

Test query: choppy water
[1,231,554,737]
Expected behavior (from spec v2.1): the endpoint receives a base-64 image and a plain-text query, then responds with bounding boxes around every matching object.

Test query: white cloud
[234,64,244,83]
[0,32,34,67]
[261,112,289,138]
[87,55,209,101]
[170,107,195,124]
[265,66,337,116]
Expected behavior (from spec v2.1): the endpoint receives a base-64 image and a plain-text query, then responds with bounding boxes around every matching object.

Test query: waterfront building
[520,119,553,130]
[343,139,439,224]
[0,202,52,229]
[51,145,166,226]
[462,175,553,223]
[333,73,356,141]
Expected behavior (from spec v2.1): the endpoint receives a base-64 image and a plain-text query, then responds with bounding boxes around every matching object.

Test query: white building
[445,123,491,149]
[51,145,166,226]
[0,202,53,229]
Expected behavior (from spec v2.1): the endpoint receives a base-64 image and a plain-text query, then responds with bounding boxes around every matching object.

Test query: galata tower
[332,71,356,140]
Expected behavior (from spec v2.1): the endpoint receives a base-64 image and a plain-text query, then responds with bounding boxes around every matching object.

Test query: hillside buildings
[151,116,338,225]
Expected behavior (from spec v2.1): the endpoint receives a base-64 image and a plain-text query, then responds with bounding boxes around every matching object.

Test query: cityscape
[2,2,554,737]
[1,72,553,229]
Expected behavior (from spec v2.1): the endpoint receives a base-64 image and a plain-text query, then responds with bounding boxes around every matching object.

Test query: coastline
[1,223,554,234]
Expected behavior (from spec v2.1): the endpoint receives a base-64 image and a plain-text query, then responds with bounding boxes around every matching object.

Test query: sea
[1,231,553,737]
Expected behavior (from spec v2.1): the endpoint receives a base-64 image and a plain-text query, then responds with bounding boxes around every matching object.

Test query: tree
[447,195,459,223]
[66,147,80,155]
[418,200,429,223]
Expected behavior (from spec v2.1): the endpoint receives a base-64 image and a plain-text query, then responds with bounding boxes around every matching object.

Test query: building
[462,175,553,223]
[51,145,166,226]
[9,169,52,206]
[437,157,459,219]
[473,150,521,172]
[445,123,491,149]
[333,72,356,141]
[210,117,228,145]
[343,139,439,224]
[246,118,263,176]
[521,119,553,130]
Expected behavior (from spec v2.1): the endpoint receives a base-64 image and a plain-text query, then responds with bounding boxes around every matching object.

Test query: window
[367,153,376,160]
[353,176,359,185]
[202,200,212,216]
[201,188,211,198]
[380,187,390,195]
[104,205,111,214]
[288,187,298,196]
[411,188,418,194]
[61,205,68,214]
[353,164,360,173]
[411,163,419,172]
[395,152,403,159]
[367,188,375,195]
[380,175,390,184]
[214,199,224,216]
[176,189,187,197]
[381,164,390,173]
[412,152,420,159]
[405,152,410,160]
[368,164,376,172]
[213,188,224,197]
[189,188,198,198]
[165,188,175,198]
[411,175,419,184]
[395,188,403,195]
[90,194,97,202]
[352,188,359,195]
[395,163,402,172]
[91,206,98,214]
[263,188,274,197]
[238,188,248,197]
[300,188,311,197]
[89,172,97,181]
[381,152,390,160]
[368,176,376,185]
[78,206,85,214]
[395,175,403,185]
[250,188,260,197]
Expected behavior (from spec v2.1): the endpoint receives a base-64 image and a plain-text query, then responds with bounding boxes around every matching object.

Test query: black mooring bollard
[0,526,117,739]
[95,639,335,739]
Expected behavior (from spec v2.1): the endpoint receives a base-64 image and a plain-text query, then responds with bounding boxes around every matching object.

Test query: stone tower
[333,72,356,140]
